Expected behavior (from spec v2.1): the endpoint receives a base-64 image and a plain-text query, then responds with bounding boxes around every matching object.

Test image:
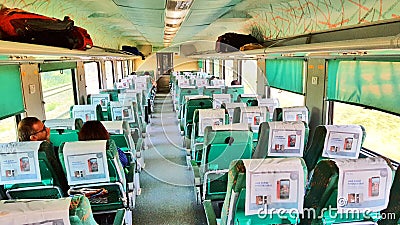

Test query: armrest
[113,209,126,225]
[203,200,217,225]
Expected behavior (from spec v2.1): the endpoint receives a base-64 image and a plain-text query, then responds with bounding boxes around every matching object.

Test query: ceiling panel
[120,8,164,26]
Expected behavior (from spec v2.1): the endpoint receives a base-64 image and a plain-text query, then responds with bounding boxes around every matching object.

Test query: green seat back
[303,125,366,174]
[379,167,400,225]
[225,86,244,103]
[50,130,79,148]
[203,87,222,97]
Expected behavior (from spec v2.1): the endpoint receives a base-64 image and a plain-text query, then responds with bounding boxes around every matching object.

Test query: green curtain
[266,59,304,94]
[40,62,77,72]
[0,65,25,119]
[327,60,400,115]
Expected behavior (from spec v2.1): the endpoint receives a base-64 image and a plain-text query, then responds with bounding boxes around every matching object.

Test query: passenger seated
[78,120,128,168]
[17,117,69,195]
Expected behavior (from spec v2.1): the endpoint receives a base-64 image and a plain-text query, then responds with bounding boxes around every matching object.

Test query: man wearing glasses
[17,117,69,195]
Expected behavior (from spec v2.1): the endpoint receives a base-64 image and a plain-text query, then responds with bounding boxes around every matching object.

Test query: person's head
[78,120,110,141]
[231,80,240,85]
[18,117,50,142]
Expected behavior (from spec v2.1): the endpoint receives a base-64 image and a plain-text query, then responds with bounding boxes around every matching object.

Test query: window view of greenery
[0,116,17,142]
[333,102,400,163]
[85,62,100,94]
[270,88,305,107]
[41,70,75,119]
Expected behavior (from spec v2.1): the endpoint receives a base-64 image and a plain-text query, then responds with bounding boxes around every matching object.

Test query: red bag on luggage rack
[0,7,93,50]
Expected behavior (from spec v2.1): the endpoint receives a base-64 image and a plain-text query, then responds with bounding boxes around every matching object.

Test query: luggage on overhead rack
[121,46,145,60]
[0,6,93,50]
[215,32,260,53]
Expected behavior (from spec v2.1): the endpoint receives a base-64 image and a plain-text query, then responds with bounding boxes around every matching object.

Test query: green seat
[252,121,309,159]
[272,106,310,124]
[59,139,130,213]
[257,98,280,121]
[204,158,307,225]
[190,108,226,163]
[212,94,232,109]
[87,94,111,121]
[50,129,79,148]
[303,125,366,174]
[180,96,213,136]
[177,86,199,112]
[221,102,246,124]
[100,89,121,101]
[203,86,223,98]
[237,94,258,106]
[196,124,253,202]
[225,85,244,103]
[70,104,103,122]
[232,106,269,147]
[2,141,67,199]
[301,157,393,225]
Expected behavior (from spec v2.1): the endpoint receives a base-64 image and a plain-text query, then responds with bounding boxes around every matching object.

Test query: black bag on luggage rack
[0,7,93,50]
[215,32,259,53]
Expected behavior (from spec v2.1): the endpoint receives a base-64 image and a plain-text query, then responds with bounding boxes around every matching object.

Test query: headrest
[334,157,393,212]
[241,158,305,215]
[282,106,308,123]
[222,102,246,109]
[211,79,225,86]
[71,105,98,122]
[134,76,147,90]
[0,198,71,224]
[0,141,42,184]
[257,98,279,120]
[213,94,232,109]
[178,78,190,87]
[195,78,207,87]
[90,94,110,111]
[101,121,127,134]
[210,123,249,131]
[240,106,268,132]
[62,140,110,185]
[204,86,221,89]
[198,109,226,136]
[267,121,306,157]
[45,118,76,130]
[109,101,122,108]
[322,125,363,159]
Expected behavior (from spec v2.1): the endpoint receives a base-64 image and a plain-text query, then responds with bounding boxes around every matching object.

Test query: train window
[116,61,123,80]
[40,70,75,119]
[224,60,234,86]
[242,60,257,94]
[270,88,305,107]
[84,62,100,94]
[0,116,17,142]
[105,61,114,89]
[123,61,129,75]
[333,102,400,163]
[213,60,220,78]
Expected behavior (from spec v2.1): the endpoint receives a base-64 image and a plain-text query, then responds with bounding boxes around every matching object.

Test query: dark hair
[78,120,110,141]
[231,80,240,85]
[18,117,41,141]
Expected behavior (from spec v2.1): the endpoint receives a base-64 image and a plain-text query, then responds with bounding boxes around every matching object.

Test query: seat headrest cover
[185,95,211,101]
[72,105,98,122]
[242,158,305,215]
[0,141,42,184]
[0,198,71,224]
[101,121,124,134]
[334,157,393,212]
[282,106,308,123]
[267,121,306,157]
[198,109,226,136]
[322,125,363,159]
[223,102,246,109]
[45,118,76,130]
[240,94,258,98]
[62,140,110,185]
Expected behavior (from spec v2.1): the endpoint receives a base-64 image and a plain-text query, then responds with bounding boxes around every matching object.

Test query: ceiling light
[165,17,183,25]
